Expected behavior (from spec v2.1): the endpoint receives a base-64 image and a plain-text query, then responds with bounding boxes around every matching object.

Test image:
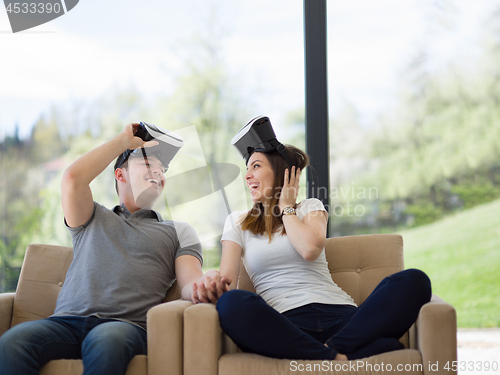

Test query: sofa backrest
[237,234,404,306]
[324,234,404,305]
[10,243,180,328]
[11,244,73,327]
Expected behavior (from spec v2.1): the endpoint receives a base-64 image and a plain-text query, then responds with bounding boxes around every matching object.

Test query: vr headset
[114,122,184,171]
[231,116,293,168]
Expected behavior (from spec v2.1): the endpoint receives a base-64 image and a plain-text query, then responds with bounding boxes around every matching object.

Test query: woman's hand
[278,166,301,212]
[191,270,232,304]
[277,166,328,262]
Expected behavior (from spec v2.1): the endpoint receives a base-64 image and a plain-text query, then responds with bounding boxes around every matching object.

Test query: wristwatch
[282,206,296,216]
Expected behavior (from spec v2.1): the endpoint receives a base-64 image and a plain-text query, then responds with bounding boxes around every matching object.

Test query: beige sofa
[183,234,458,375]
[0,243,189,375]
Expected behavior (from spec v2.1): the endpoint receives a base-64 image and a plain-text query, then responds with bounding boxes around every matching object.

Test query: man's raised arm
[61,123,147,228]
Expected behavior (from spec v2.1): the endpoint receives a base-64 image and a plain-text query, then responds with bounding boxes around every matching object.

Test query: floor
[457,328,500,374]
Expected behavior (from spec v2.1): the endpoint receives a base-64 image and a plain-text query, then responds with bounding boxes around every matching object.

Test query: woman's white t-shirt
[221,198,356,314]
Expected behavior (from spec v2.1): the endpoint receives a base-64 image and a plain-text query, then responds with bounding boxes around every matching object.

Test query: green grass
[398,199,500,328]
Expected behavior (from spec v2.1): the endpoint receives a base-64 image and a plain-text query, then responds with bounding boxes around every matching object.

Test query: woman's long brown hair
[240,145,310,242]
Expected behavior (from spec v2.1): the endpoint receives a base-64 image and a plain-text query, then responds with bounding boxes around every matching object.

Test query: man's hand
[122,123,158,151]
[191,270,232,304]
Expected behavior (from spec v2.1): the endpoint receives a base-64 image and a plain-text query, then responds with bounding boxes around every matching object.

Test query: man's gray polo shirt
[53,202,202,329]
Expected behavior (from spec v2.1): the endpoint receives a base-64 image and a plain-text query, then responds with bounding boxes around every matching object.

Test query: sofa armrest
[416,294,457,375]
[0,293,15,337]
[147,300,193,375]
[184,303,224,375]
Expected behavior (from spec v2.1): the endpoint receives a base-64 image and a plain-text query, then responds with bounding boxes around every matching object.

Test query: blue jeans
[0,315,147,375]
[216,269,432,360]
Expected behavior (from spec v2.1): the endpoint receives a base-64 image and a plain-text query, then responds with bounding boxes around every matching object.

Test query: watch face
[283,206,295,215]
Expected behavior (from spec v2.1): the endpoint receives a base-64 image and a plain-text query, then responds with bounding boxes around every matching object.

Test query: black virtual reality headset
[114,121,184,171]
[231,116,294,168]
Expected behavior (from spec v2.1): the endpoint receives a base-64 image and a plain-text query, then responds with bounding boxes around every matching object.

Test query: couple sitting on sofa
[0,117,431,375]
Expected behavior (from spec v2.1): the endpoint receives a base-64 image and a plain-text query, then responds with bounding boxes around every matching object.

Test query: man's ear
[115,168,127,183]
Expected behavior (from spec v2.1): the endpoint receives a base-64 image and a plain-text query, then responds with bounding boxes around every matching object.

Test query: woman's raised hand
[279,166,301,212]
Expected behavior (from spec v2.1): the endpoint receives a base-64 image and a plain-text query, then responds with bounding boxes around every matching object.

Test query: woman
[195,118,432,361]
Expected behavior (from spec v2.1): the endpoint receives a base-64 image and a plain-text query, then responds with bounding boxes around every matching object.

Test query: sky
[0,0,496,140]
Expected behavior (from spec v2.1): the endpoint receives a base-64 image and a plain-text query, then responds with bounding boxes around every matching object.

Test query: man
[0,123,217,375]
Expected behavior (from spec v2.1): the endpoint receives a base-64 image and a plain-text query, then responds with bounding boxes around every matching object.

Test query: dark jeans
[216,268,431,360]
[0,315,148,375]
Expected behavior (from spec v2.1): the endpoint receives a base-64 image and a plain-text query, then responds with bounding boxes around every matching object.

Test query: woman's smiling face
[245,152,275,204]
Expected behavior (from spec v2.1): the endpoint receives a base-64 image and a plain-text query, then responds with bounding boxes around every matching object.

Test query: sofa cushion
[40,354,147,375]
[219,350,423,375]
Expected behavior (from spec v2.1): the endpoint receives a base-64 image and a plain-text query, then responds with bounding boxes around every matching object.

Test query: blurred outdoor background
[1,0,499,331]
